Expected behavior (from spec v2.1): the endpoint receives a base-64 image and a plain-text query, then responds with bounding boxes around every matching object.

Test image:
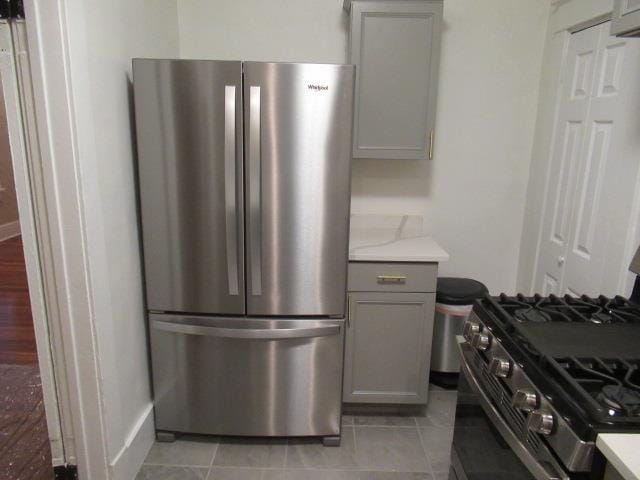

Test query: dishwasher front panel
[149,313,345,437]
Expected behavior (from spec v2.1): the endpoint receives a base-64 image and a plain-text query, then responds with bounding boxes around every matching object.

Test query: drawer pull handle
[376,275,407,284]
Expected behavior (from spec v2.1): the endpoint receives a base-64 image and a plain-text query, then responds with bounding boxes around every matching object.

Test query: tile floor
[136,387,456,480]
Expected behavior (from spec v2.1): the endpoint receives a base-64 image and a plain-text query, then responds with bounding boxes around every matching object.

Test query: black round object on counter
[436,277,488,305]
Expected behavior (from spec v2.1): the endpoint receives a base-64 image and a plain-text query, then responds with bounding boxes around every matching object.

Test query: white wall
[177,0,549,293]
[516,0,614,293]
[351,0,549,294]
[178,0,347,62]
[62,1,179,478]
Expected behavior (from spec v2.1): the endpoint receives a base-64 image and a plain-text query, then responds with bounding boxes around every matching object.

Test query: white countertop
[597,434,640,480]
[349,215,449,262]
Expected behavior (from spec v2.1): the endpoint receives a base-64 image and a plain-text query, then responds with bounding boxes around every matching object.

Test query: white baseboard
[0,220,20,242]
[109,403,155,480]
[49,438,66,467]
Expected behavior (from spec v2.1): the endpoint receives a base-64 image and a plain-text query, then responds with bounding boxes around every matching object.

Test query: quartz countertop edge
[349,230,449,263]
[348,236,450,262]
[596,434,640,480]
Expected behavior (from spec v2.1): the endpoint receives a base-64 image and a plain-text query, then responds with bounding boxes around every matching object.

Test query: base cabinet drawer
[348,261,438,292]
[343,292,435,404]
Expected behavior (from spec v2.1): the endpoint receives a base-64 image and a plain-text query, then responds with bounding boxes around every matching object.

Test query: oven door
[450,340,570,480]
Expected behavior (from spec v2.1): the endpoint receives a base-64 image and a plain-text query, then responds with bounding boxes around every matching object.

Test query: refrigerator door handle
[249,85,262,295]
[224,85,239,296]
[151,319,341,340]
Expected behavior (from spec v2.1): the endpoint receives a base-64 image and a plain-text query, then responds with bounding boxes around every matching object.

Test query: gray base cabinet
[344,262,437,404]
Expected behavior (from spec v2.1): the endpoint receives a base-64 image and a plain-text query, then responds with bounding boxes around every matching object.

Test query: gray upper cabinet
[611,0,640,37]
[347,0,443,160]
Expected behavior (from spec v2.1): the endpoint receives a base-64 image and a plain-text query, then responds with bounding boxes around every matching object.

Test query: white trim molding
[23,0,110,477]
[108,404,154,480]
[0,18,69,466]
[0,220,20,241]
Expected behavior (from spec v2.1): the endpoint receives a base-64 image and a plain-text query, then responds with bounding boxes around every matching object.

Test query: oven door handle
[457,339,570,480]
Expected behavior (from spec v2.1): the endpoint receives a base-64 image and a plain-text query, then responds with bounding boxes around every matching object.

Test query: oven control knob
[463,321,480,341]
[470,332,491,351]
[512,389,538,411]
[489,357,512,378]
[527,410,554,435]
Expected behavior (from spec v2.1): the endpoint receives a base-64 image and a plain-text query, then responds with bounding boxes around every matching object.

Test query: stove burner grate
[491,293,640,325]
[514,308,551,323]
[551,357,640,421]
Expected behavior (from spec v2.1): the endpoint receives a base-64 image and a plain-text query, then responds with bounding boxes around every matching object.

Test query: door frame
[0,1,112,478]
[0,18,71,465]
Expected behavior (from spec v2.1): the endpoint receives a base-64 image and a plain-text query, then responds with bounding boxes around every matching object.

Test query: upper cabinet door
[133,59,245,315]
[349,0,443,160]
[243,62,355,317]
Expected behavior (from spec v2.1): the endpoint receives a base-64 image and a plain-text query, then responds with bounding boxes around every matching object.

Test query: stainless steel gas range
[450,294,640,480]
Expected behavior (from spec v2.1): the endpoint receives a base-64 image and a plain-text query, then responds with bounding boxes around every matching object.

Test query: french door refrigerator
[132,59,355,444]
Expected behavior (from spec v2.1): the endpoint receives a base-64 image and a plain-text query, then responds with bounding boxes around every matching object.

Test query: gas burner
[549,356,640,422]
[515,308,551,323]
[589,312,611,324]
[598,385,640,417]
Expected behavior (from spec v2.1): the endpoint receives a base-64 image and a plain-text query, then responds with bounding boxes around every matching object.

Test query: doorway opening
[0,48,52,480]
[0,14,62,479]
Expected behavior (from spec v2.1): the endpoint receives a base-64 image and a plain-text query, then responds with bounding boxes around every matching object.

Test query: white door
[534,21,640,296]
[535,26,600,295]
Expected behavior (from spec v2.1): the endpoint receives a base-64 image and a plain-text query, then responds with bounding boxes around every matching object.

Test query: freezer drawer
[149,313,345,437]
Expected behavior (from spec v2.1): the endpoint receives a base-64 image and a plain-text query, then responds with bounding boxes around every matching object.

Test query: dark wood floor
[0,236,37,364]
[0,235,52,478]
[0,364,52,479]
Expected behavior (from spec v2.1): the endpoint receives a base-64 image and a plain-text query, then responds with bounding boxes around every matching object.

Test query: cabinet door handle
[428,130,434,160]
[377,275,407,284]
[347,294,352,328]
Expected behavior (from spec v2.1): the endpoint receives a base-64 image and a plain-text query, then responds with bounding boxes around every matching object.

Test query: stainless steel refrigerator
[132,59,355,445]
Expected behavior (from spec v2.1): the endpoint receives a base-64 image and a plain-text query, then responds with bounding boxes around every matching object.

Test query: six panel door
[563,25,640,296]
[534,26,599,296]
[534,23,640,296]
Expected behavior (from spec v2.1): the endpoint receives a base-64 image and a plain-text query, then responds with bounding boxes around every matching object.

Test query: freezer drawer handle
[224,85,239,296]
[249,85,262,295]
[151,319,341,340]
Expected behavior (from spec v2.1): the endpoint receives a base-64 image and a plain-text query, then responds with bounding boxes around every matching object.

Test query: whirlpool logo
[308,84,329,91]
